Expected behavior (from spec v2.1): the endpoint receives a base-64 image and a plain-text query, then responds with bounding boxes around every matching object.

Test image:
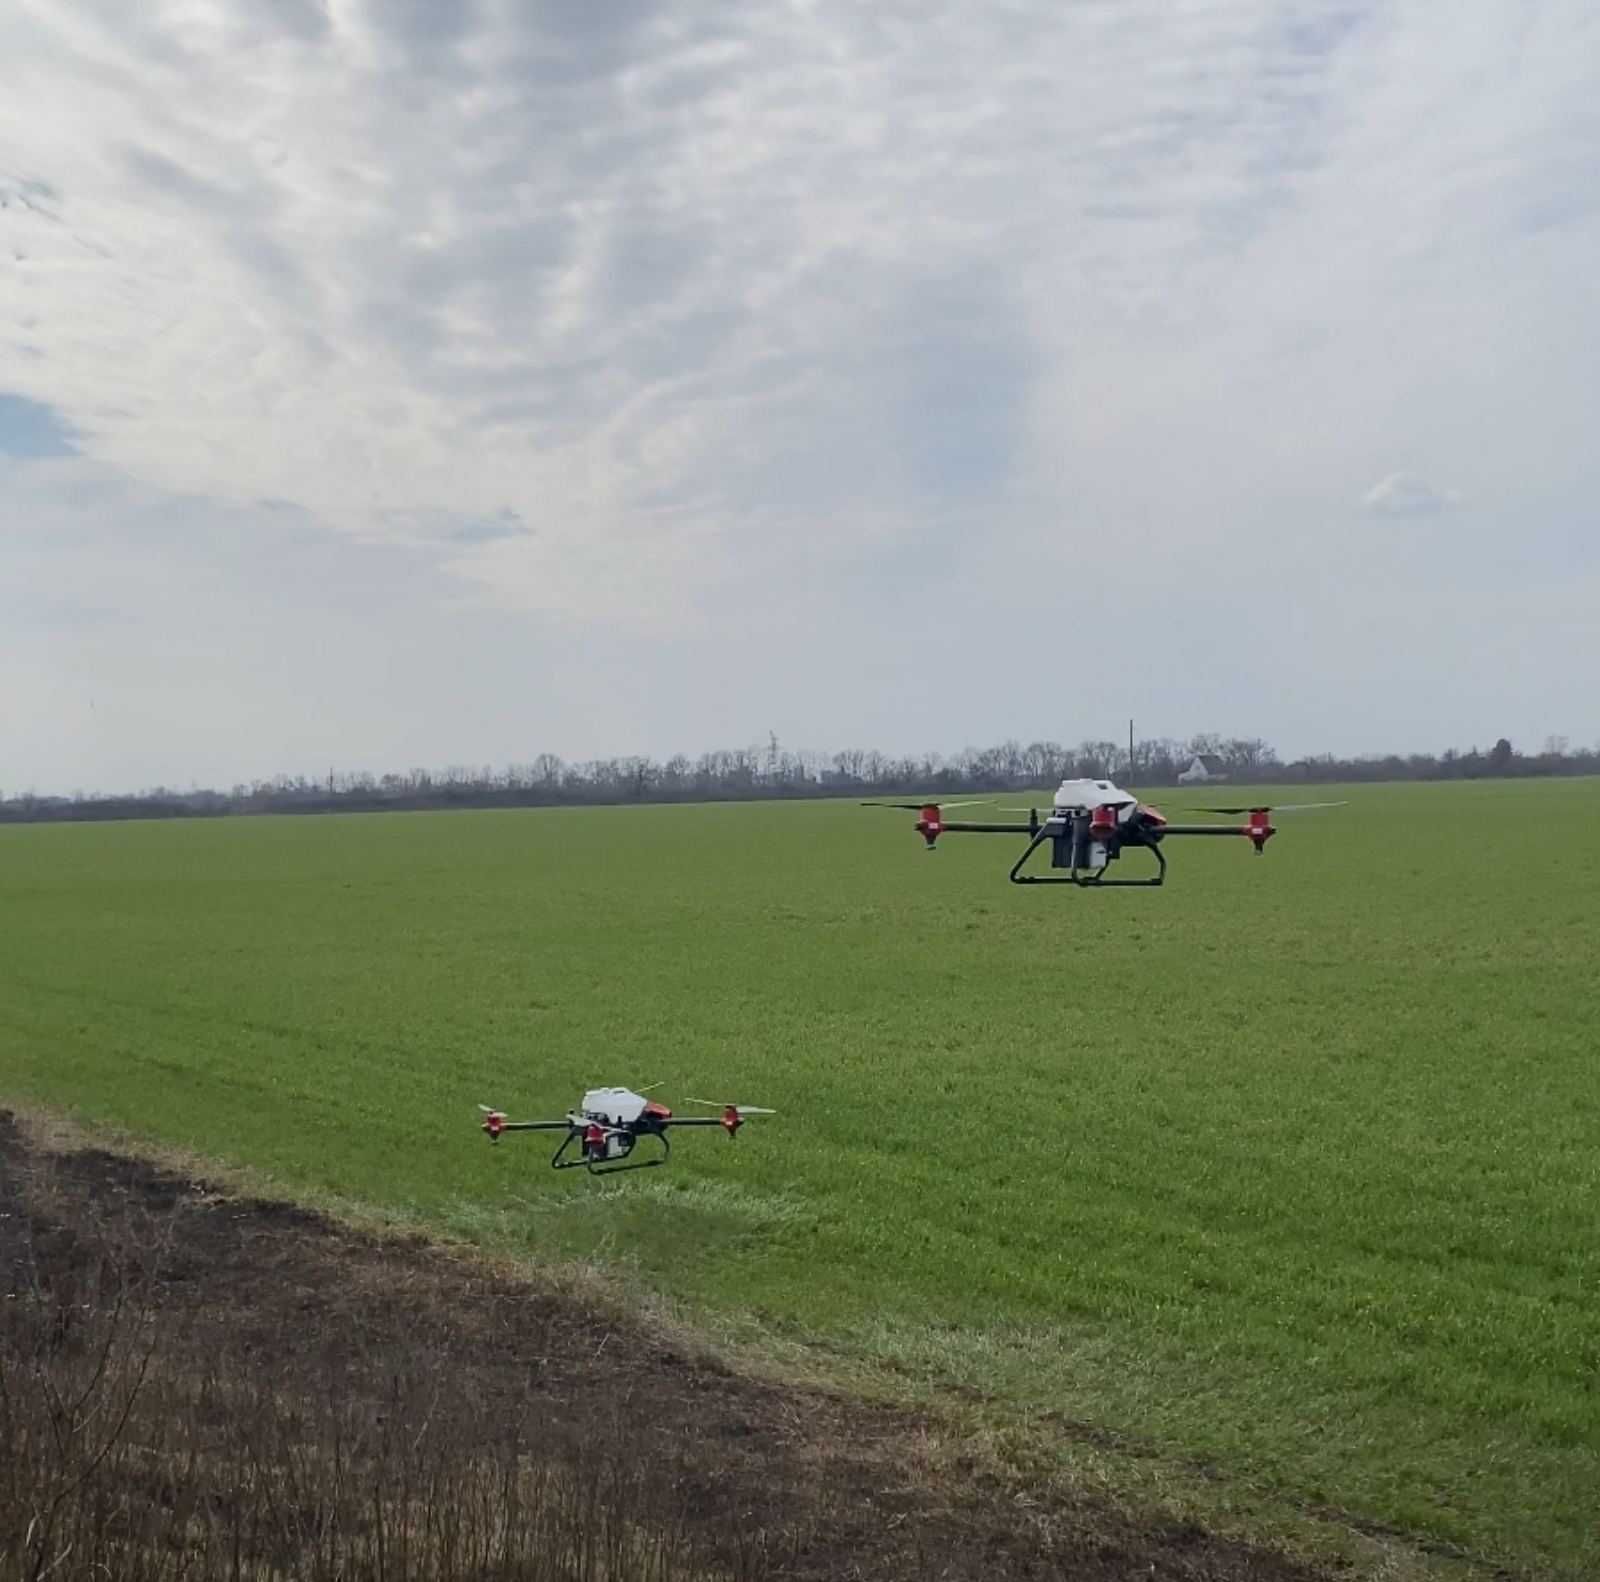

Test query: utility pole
[1128,720,1135,783]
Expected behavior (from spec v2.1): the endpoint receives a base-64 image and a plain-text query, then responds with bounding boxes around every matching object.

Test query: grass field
[3,779,1598,1576]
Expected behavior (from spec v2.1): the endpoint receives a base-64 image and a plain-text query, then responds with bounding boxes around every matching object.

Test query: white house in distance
[1177,753,1229,785]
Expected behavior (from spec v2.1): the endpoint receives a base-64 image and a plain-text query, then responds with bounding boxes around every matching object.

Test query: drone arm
[666,1103,771,1136]
[479,1113,576,1143]
[1154,814,1276,853]
[935,820,1040,834]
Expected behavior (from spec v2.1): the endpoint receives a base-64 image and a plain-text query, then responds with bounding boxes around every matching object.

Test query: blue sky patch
[0,392,78,458]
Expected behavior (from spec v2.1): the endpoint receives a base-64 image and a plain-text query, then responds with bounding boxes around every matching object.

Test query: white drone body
[576,1087,651,1126]
[1040,779,1135,872]
[1050,779,1139,818]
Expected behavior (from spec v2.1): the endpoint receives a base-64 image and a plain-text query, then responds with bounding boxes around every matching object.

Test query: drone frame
[481,1099,763,1177]
[1005,811,1170,888]
[550,1121,671,1176]
[867,794,1295,888]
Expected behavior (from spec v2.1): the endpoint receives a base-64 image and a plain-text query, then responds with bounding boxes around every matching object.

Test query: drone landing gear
[1007,827,1167,888]
[550,1129,670,1176]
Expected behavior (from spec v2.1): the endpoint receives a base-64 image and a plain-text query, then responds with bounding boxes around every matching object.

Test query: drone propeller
[860,798,993,811]
[1188,801,1348,815]
[684,1097,775,1136]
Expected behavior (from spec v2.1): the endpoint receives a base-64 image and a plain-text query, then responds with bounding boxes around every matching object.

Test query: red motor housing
[1245,808,1276,853]
[1089,804,1118,840]
[915,804,942,848]
[720,1105,743,1136]
[481,1110,505,1142]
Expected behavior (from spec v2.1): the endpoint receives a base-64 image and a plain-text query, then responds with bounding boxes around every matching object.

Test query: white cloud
[2,0,1599,789]
[1361,471,1461,516]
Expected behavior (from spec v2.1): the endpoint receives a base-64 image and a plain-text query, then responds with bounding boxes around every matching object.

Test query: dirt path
[1,1108,1338,1580]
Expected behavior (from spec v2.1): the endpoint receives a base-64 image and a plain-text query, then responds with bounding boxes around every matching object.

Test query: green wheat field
[4,779,1598,1575]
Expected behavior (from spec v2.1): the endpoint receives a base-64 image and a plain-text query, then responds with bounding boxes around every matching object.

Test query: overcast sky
[3,1,1597,794]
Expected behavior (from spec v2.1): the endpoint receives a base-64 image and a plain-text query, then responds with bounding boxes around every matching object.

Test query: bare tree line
[3,732,1596,823]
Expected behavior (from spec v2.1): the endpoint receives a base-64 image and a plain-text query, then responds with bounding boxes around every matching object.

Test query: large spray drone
[478,1087,775,1176]
[866,779,1343,889]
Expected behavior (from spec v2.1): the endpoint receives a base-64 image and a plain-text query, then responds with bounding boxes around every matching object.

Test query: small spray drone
[866,779,1344,888]
[478,1087,775,1176]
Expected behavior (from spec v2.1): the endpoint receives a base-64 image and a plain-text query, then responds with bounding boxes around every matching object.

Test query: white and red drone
[478,1087,775,1175]
[867,778,1344,888]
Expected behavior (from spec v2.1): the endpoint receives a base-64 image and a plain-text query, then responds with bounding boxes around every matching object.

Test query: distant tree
[1222,737,1277,773]
[620,757,654,799]
[1074,740,1120,778]
[1489,737,1514,772]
